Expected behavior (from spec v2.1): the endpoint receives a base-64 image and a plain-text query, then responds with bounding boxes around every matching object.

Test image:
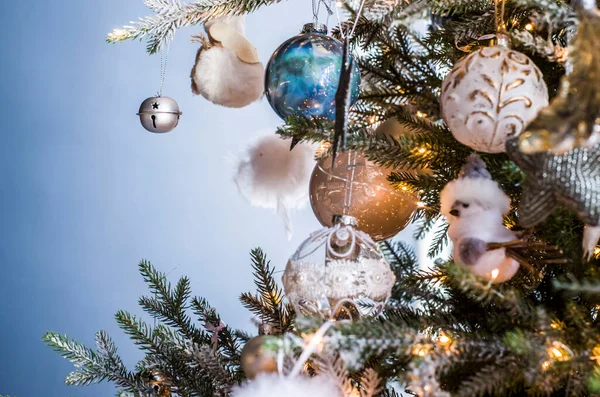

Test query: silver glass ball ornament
[137,96,182,133]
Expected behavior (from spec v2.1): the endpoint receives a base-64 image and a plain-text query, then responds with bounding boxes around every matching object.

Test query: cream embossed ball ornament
[440,43,549,153]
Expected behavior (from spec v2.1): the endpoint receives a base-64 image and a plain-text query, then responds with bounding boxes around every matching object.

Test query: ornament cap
[302,23,328,34]
[332,214,358,227]
[495,33,511,48]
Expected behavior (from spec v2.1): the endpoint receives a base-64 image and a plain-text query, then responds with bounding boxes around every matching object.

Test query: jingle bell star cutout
[506,137,600,259]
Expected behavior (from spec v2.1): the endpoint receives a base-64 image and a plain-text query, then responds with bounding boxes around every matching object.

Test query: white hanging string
[349,0,367,37]
[335,0,368,39]
[342,151,358,214]
[158,42,171,97]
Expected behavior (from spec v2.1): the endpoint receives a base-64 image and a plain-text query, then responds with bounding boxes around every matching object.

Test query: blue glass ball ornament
[265,23,361,121]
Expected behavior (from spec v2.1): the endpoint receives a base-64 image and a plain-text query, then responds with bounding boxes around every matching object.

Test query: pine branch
[138,260,209,346]
[240,248,295,333]
[358,368,382,397]
[42,331,143,390]
[315,353,354,396]
[188,343,236,395]
[191,297,243,375]
[428,223,450,258]
[107,0,284,54]
[554,278,600,295]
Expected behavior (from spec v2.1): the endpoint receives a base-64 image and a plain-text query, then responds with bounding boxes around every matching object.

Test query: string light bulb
[491,268,500,281]
[437,331,452,347]
[412,344,431,357]
[541,360,551,371]
[525,23,534,31]
[548,341,573,362]
[591,345,600,364]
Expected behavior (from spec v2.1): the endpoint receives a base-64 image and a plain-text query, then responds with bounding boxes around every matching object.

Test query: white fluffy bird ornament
[190,16,264,108]
[440,155,519,283]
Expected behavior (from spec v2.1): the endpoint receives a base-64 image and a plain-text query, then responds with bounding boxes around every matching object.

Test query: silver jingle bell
[137,96,182,133]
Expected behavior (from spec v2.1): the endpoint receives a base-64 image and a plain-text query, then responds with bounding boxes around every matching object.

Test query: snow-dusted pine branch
[107,0,284,54]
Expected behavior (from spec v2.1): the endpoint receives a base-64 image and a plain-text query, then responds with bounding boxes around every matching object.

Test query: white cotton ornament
[440,43,548,153]
[232,374,340,397]
[205,15,246,35]
[190,15,264,108]
[233,134,317,237]
[191,46,264,108]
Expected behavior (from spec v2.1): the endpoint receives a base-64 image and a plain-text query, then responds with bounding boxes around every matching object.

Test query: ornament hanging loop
[158,42,171,97]
[494,0,507,35]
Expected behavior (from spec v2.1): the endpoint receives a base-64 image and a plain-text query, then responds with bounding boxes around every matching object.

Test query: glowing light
[417,201,426,208]
[549,341,573,362]
[550,321,560,330]
[541,360,551,371]
[525,23,534,31]
[491,268,500,280]
[416,111,427,118]
[418,147,427,154]
[316,142,331,157]
[591,345,600,363]
[336,0,343,6]
[401,186,408,191]
[412,344,430,357]
[303,333,326,352]
[438,331,452,347]
[551,347,563,359]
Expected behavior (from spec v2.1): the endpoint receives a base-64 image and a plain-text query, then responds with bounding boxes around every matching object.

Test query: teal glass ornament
[265,23,361,121]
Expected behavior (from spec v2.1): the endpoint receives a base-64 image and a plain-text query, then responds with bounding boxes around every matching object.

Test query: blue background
[0,1,421,395]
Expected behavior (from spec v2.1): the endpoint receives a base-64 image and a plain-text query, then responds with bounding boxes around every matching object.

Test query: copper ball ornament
[309,151,418,241]
[240,335,278,379]
[137,96,182,133]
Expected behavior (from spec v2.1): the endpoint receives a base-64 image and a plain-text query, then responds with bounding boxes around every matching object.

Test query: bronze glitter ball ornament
[240,335,278,379]
[137,96,182,133]
[309,151,418,241]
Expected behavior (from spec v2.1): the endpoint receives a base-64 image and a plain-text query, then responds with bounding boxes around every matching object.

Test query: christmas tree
[44,0,600,395]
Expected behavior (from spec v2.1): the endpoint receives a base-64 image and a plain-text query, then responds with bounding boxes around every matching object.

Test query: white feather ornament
[233,134,317,237]
[232,374,340,397]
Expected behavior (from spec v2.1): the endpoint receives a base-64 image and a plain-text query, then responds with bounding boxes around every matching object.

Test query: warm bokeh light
[491,268,500,280]
[438,331,452,347]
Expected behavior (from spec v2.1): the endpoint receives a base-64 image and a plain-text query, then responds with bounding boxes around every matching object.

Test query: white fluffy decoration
[205,15,245,35]
[191,46,264,108]
[440,157,519,283]
[234,134,317,237]
[232,374,340,397]
[441,45,548,153]
[439,177,511,221]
